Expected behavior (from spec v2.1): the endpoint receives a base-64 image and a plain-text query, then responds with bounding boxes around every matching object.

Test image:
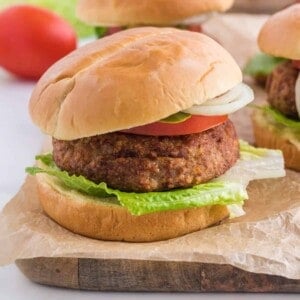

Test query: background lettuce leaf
[0,0,94,38]
[244,53,287,76]
[26,142,285,216]
[257,106,300,129]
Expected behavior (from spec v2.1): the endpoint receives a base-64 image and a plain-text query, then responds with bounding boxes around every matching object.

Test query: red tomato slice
[292,60,300,69]
[121,115,228,136]
[0,5,76,79]
[186,24,203,33]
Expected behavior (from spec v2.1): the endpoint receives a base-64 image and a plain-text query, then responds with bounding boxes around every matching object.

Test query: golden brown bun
[29,27,242,140]
[258,4,300,60]
[36,174,229,242]
[232,0,295,14]
[77,0,234,26]
[252,111,300,171]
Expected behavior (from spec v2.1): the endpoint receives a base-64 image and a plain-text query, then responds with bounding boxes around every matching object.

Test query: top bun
[258,4,300,60]
[76,0,234,26]
[29,27,242,140]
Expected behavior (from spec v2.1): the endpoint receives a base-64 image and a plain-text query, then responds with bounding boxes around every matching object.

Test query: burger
[243,2,299,86]
[26,27,284,242]
[252,4,300,171]
[76,0,234,37]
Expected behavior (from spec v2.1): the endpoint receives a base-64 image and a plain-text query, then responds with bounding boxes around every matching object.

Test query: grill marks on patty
[266,61,299,120]
[52,120,239,192]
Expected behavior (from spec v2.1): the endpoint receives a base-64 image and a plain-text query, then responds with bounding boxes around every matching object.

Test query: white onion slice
[179,13,213,25]
[184,83,254,116]
[203,83,244,106]
[295,72,300,118]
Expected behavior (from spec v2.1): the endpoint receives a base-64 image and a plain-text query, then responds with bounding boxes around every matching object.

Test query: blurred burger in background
[252,4,300,171]
[76,0,234,37]
[243,1,298,86]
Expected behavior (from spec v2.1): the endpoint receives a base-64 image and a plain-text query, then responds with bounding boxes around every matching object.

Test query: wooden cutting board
[16,258,300,292]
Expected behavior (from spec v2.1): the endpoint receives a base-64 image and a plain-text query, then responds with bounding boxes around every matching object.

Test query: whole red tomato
[0,5,77,79]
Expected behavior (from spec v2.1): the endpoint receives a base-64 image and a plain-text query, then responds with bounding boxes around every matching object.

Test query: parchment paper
[0,14,299,280]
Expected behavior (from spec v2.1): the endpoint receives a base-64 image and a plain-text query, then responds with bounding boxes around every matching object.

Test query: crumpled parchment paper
[0,14,299,280]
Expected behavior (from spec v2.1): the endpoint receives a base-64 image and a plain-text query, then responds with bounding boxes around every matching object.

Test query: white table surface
[0,69,298,299]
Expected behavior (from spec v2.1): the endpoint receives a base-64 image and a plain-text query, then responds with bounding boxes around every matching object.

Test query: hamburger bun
[36,174,229,242]
[258,4,300,60]
[29,27,242,140]
[232,0,295,14]
[252,110,300,171]
[76,0,234,26]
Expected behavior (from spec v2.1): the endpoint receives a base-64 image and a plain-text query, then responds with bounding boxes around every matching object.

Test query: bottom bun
[36,175,229,242]
[252,111,300,171]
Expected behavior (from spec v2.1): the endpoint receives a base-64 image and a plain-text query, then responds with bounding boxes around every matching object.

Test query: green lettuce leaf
[26,141,285,216]
[255,106,300,130]
[26,158,247,215]
[160,112,191,124]
[244,53,287,76]
[95,27,108,38]
[117,182,246,216]
[223,140,285,184]
[239,139,268,159]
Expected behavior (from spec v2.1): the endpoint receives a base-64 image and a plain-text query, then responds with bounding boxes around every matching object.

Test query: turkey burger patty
[53,120,239,192]
[266,61,299,120]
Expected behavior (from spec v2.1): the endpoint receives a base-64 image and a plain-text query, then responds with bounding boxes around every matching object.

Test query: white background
[0,69,298,299]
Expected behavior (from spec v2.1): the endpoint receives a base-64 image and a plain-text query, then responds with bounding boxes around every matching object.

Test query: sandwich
[243,2,297,86]
[252,4,300,171]
[26,27,285,242]
[76,0,234,37]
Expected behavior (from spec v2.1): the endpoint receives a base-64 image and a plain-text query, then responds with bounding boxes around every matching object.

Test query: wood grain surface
[16,257,300,292]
